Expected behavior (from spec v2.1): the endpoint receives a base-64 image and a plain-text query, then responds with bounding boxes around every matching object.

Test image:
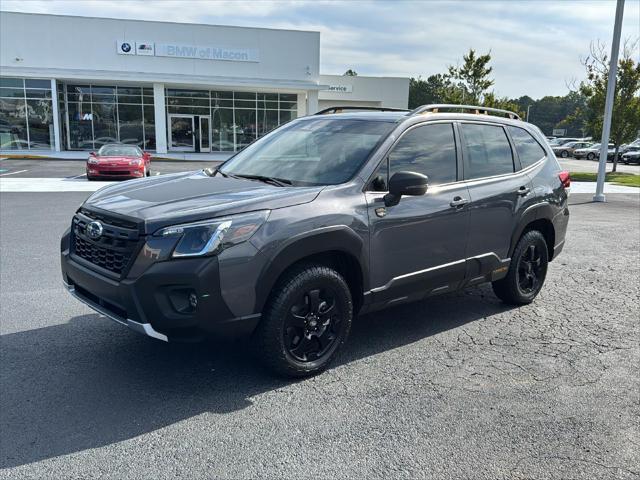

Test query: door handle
[517,186,531,196]
[450,196,468,208]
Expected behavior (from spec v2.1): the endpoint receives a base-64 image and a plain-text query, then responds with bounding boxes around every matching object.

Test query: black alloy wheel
[517,244,543,295]
[253,264,353,377]
[285,288,341,362]
[492,230,549,305]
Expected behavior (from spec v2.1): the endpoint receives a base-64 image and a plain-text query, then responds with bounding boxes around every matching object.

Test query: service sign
[116,40,259,63]
[326,84,353,93]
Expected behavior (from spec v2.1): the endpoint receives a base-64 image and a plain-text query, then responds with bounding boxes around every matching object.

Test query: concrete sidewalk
[570,181,639,194]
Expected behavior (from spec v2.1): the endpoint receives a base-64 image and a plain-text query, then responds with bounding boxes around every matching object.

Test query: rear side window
[461,123,514,179]
[387,123,457,185]
[508,126,546,168]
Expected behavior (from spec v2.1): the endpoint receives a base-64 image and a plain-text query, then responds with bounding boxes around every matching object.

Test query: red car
[87,144,151,181]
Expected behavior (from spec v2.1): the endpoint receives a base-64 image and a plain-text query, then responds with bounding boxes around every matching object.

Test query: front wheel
[253,264,353,377]
[561,150,569,158]
[492,230,549,305]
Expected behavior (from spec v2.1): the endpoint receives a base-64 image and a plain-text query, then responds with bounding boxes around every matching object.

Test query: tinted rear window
[461,124,514,179]
[508,126,546,168]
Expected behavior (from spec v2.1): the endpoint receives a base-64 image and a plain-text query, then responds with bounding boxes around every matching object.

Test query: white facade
[318,75,410,111]
[0,12,408,155]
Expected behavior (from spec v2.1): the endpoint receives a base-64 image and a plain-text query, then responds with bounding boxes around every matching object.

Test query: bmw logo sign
[121,42,132,53]
[86,221,104,240]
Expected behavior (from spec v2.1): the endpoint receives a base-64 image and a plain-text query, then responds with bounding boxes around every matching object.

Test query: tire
[253,264,353,377]
[492,230,549,305]
[146,168,151,177]
[587,152,595,160]
[561,150,569,158]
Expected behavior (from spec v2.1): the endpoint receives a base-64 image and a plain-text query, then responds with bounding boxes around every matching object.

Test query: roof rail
[409,104,521,120]
[315,106,410,115]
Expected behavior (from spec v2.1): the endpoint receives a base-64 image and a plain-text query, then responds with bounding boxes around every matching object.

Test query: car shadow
[1,285,514,469]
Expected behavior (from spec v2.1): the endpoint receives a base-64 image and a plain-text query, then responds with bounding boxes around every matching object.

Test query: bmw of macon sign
[116,40,259,63]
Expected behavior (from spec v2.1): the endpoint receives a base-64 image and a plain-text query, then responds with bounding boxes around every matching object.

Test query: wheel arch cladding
[510,208,556,262]
[254,227,367,314]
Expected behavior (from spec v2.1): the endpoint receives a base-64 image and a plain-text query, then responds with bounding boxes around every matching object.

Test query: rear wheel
[253,264,353,377]
[587,152,596,160]
[492,230,549,305]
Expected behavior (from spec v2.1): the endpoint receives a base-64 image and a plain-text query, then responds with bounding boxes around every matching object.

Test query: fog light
[188,292,198,309]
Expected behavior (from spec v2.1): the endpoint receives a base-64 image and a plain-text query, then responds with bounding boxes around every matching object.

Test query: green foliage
[444,49,494,104]
[343,69,358,76]
[578,45,640,147]
[408,74,446,108]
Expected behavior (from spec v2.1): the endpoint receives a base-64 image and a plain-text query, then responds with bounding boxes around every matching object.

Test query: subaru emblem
[86,221,104,240]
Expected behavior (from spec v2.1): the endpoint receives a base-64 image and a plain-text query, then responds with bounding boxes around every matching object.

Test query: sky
[1,0,639,100]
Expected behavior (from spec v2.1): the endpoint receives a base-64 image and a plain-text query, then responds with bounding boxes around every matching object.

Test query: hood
[83,170,323,232]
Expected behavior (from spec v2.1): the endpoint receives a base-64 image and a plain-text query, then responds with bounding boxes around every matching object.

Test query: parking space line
[68,174,87,179]
[0,169,28,177]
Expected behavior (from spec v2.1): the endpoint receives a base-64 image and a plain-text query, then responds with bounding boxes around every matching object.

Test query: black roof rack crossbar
[409,104,521,120]
[315,106,410,115]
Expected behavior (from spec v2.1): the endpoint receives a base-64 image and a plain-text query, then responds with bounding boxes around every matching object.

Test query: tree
[483,92,525,119]
[408,74,446,108]
[444,49,494,104]
[578,40,640,172]
[343,69,358,76]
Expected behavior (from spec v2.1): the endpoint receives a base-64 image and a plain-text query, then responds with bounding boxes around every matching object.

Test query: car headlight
[129,158,142,166]
[154,210,270,258]
[88,157,99,164]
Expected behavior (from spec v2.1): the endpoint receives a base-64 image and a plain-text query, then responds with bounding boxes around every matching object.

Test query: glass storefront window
[143,105,156,150]
[118,104,144,147]
[26,99,54,148]
[234,108,257,150]
[0,77,54,150]
[212,107,234,151]
[0,98,28,149]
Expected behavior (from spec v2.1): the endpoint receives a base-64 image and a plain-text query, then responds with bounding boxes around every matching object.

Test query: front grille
[71,210,141,277]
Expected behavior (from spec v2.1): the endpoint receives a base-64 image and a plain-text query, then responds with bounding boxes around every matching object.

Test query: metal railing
[314,106,410,115]
[409,104,521,120]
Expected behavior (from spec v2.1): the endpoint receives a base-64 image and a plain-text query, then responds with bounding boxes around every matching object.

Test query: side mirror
[89,151,96,156]
[384,171,428,207]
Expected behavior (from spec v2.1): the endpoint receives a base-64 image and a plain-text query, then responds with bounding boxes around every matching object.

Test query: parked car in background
[552,141,592,158]
[573,143,614,161]
[622,148,640,164]
[86,144,152,181]
[548,137,580,147]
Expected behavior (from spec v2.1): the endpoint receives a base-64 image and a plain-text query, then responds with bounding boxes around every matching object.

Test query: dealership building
[0,12,409,155]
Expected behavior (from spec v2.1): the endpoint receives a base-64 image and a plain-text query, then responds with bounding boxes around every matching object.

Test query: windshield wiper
[231,174,292,187]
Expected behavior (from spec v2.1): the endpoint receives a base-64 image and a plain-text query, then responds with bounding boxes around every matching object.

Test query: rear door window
[461,123,514,179]
[507,126,547,168]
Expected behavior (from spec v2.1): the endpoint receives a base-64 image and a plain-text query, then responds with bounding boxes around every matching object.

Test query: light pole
[594,0,625,203]
[526,105,532,122]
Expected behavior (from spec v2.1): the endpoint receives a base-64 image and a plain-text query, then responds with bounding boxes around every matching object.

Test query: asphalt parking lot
[1,189,638,479]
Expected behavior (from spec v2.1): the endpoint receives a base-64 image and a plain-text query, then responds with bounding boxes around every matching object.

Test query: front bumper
[64,280,168,341]
[61,235,261,342]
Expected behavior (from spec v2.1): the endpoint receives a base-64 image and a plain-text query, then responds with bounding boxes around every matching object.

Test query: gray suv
[61,104,570,377]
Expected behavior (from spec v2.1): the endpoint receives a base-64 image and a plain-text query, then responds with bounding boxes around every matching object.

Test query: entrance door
[168,114,194,151]
[199,116,211,153]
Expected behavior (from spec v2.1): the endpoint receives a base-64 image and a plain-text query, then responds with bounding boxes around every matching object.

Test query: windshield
[219,117,396,185]
[98,145,142,157]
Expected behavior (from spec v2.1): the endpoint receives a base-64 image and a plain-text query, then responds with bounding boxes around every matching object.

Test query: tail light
[558,170,571,189]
